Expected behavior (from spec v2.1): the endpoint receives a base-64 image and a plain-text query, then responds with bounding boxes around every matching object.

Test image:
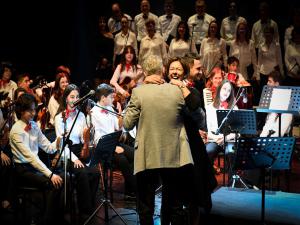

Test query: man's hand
[1,152,11,166]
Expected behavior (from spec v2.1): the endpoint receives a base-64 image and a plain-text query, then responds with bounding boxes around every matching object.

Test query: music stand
[234,137,295,225]
[217,109,257,186]
[257,85,300,189]
[84,130,128,225]
[257,85,300,137]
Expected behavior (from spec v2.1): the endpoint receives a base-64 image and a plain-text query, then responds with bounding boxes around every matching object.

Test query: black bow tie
[166,15,172,19]
[197,15,204,20]
[143,14,148,20]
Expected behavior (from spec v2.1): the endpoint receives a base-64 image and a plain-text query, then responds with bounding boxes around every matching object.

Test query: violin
[80,101,95,160]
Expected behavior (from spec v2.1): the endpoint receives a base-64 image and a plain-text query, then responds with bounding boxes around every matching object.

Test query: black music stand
[257,85,300,189]
[234,137,295,225]
[84,130,128,225]
[257,85,300,137]
[217,109,257,186]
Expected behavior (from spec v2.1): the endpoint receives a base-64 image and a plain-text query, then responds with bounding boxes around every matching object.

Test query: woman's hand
[199,130,208,144]
[170,79,184,87]
[74,159,85,168]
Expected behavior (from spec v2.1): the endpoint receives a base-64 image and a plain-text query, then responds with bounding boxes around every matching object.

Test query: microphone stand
[215,87,245,135]
[215,87,245,186]
[89,100,123,118]
[49,102,86,224]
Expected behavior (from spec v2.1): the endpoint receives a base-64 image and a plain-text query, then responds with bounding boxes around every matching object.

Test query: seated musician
[0,61,17,108]
[203,66,224,109]
[110,45,144,101]
[226,56,250,87]
[205,79,237,162]
[91,83,136,199]
[0,107,14,212]
[48,72,70,127]
[54,84,100,220]
[9,93,63,224]
[260,71,293,137]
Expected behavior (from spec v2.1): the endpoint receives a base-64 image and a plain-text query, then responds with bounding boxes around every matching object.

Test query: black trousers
[136,167,188,225]
[14,163,63,225]
[70,164,100,214]
[0,161,14,205]
[68,144,100,214]
[114,143,136,194]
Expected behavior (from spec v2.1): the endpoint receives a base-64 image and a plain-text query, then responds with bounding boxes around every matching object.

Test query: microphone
[72,90,95,108]
[242,89,248,104]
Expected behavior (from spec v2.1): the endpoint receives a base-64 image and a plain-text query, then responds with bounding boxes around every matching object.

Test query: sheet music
[269,88,291,110]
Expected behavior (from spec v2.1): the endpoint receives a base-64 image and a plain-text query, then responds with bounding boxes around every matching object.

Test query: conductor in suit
[123,56,194,225]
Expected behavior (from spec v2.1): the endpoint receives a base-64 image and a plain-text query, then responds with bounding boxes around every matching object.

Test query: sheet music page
[269,88,291,110]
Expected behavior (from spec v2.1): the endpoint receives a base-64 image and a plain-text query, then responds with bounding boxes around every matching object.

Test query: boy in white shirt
[91,83,136,198]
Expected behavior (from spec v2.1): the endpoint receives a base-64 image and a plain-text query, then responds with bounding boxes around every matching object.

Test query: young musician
[0,61,17,108]
[110,45,144,100]
[9,93,63,224]
[226,56,250,87]
[260,71,293,137]
[205,79,237,161]
[91,83,136,198]
[54,84,100,220]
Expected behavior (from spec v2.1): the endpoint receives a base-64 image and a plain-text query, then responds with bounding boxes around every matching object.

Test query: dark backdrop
[0,0,298,85]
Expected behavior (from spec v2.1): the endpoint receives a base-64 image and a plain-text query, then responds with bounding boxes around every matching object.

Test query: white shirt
[168,38,198,58]
[10,120,58,177]
[257,40,283,76]
[200,37,227,76]
[48,95,60,126]
[187,13,216,45]
[251,19,279,48]
[284,25,294,50]
[220,16,247,44]
[138,33,167,66]
[110,64,144,95]
[260,113,293,137]
[108,13,134,34]
[55,110,87,161]
[203,88,213,109]
[0,80,17,107]
[134,12,160,42]
[90,105,119,145]
[285,42,300,78]
[158,14,181,42]
[114,30,138,56]
[229,39,257,80]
